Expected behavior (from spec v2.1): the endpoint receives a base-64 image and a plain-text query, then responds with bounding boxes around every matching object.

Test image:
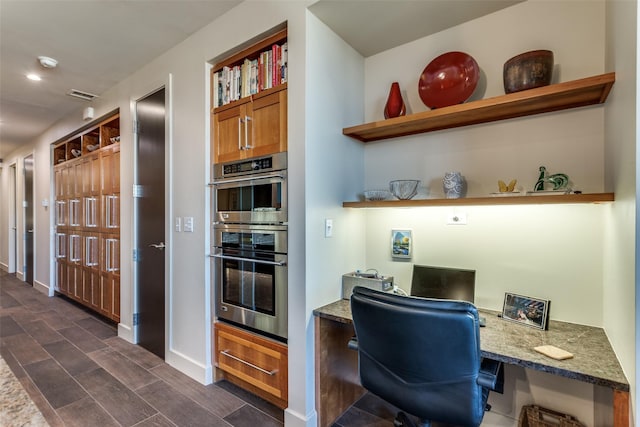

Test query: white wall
[303,10,366,425]
[362,0,606,324]
[604,0,637,424]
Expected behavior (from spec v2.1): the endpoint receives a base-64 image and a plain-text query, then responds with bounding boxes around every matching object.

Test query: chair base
[393,411,431,427]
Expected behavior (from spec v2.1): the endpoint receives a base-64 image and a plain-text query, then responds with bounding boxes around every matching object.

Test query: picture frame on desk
[502,292,550,330]
[391,229,412,259]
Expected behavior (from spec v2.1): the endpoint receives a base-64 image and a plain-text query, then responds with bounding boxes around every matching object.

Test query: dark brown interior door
[136,88,166,358]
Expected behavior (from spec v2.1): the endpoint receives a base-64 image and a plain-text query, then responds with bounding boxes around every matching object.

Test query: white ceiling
[0,0,523,160]
[308,0,524,57]
[0,0,241,159]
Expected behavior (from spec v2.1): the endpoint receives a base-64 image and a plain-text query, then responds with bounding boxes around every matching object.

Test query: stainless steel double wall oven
[211,152,288,340]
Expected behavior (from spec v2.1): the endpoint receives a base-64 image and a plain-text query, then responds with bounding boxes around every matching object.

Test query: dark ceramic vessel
[503,50,554,94]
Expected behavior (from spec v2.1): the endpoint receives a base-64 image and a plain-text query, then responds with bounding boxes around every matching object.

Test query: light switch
[183,217,194,232]
[324,218,333,238]
[175,217,182,232]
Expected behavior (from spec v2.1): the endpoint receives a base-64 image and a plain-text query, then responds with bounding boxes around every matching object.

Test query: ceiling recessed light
[26,73,42,81]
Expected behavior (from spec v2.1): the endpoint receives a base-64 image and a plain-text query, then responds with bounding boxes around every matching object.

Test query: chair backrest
[350,286,485,426]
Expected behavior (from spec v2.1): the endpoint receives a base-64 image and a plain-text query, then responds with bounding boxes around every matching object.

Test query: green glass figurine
[534,166,569,191]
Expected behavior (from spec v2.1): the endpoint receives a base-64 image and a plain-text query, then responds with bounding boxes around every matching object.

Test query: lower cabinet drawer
[214,322,288,407]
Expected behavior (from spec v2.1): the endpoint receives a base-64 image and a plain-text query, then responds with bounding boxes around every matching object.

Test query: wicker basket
[519,405,586,427]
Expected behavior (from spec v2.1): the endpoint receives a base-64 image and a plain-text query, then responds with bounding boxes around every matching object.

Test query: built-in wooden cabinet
[213,85,287,163]
[215,322,288,409]
[211,28,287,164]
[210,26,289,407]
[53,111,120,322]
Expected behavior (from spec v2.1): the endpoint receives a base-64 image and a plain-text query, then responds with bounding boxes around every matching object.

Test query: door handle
[148,242,166,250]
[27,229,34,233]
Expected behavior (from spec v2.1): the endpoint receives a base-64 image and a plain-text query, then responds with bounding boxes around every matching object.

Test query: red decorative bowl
[418,51,479,109]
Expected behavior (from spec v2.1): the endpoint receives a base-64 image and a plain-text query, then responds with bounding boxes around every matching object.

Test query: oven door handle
[211,172,285,185]
[210,253,287,266]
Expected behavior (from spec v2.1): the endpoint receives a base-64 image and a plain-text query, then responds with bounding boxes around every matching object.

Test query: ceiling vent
[67,89,99,101]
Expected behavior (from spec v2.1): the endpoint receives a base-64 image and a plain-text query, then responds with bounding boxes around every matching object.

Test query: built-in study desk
[313,299,629,427]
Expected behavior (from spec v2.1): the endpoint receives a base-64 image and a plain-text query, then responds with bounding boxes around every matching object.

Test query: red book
[272,44,279,87]
[258,53,264,92]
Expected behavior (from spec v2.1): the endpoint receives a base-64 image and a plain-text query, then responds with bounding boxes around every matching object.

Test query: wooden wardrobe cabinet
[53,112,120,322]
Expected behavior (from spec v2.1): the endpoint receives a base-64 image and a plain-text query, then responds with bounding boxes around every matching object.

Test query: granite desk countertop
[313,299,629,392]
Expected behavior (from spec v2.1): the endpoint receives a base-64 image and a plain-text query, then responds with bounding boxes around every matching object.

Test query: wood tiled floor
[0,272,285,427]
[1,271,512,427]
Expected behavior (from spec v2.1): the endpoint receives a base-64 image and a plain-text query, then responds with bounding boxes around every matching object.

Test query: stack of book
[213,42,288,108]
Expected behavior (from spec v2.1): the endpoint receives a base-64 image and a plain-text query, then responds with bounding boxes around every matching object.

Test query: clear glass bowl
[363,190,392,201]
[389,180,420,200]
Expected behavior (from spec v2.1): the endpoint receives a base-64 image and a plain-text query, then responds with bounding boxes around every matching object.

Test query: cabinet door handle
[237,118,243,150]
[220,349,277,376]
[243,115,252,149]
[106,238,119,271]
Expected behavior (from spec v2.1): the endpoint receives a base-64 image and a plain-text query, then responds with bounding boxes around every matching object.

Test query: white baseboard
[0,263,8,272]
[33,280,50,296]
[16,271,24,281]
[165,348,213,386]
[284,408,317,427]
[117,323,134,343]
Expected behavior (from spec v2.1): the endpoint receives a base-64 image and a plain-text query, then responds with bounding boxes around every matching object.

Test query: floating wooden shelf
[343,192,614,208]
[343,72,615,142]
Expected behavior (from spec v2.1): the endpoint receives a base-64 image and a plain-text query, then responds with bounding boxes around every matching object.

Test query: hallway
[0,272,284,427]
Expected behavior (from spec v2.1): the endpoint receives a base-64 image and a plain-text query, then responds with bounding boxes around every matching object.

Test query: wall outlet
[447,212,467,225]
[183,217,194,232]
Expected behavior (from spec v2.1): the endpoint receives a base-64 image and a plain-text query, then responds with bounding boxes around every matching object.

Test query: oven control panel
[223,157,272,175]
[214,152,287,180]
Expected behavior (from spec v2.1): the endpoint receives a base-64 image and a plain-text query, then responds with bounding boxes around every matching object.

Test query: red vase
[384,82,406,119]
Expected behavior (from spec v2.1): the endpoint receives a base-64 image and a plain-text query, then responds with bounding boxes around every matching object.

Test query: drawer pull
[220,349,277,376]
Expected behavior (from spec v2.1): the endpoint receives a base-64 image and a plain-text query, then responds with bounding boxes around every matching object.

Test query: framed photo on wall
[391,229,412,259]
[502,292,550,330]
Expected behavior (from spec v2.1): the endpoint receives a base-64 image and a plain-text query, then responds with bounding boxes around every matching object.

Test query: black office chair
[349,286,501,427]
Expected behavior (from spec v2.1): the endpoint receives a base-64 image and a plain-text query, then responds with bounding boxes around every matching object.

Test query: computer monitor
[410,265,476,303]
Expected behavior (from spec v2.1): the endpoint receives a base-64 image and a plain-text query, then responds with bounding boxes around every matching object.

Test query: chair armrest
[478,358,504,393]
[347,337,359,351]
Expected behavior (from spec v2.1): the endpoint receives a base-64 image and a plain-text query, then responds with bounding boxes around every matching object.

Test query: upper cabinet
[343,73,615,143]
[212,85,287,163]
[53,113,120,165]
[211,28,288,164]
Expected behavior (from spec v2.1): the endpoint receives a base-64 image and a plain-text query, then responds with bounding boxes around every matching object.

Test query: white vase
[443,172,464,199]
